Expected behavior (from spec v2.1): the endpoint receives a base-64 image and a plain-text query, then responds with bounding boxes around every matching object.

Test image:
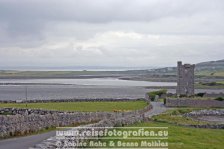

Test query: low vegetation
[199,82,224,86]
[214,97,224,101]
[0,101,148,112]
[130,122,224,149]
[147,89,167,101]
[152,108,208,125]
[99,120,224,149]
[100,108,224,149]
[196,70,224,77]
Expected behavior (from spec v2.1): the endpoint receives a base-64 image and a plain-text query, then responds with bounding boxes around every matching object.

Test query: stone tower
[176,61,195,96]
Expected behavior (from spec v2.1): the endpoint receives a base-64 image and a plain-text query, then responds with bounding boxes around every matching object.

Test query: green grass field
[218,81,224,84]
[129,122,224,149]
[0,70,130,78]
[97,108,224,149]
[98,121,224,149]
[196,70,224,77]
[0,71,101,77]
[195,82,224,89]
[0,101,148,112]
[152,108,210,125]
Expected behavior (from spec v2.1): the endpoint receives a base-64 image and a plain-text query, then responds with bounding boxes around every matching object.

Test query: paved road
[145,102,168,118]
[0,102,168,149]
[0,131,56,149]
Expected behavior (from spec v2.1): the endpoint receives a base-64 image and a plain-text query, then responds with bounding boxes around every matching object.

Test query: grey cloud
[0,0,224,67]
[0,0,223,22]
[0,0,223,39]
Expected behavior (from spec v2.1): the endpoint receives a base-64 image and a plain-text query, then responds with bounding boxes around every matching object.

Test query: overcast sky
[0,0,224,69]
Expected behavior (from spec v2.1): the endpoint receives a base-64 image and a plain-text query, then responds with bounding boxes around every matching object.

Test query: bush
[171,110,180,115]
[201,82,224,86]
[214,97,224,101]
[207,82,217,86]
[196,92,206,97]
[147,89,167,101]
[179,94,187,98]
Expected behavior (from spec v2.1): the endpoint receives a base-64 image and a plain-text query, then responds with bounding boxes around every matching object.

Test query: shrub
[147,89,167,101]
[201,82,224,86]
[171,110,180,115]
[200,82,216,86]
[179,94,187,98]
[196,92,206,97]
[214,97,224,101]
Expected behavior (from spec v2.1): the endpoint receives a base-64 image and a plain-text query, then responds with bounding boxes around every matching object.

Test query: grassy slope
[196,70,224,77]
[0,70,131,78]
[101,121,224,149]
[100,108,224,149]
[151,108,218,125]
[0,101,148,112]
[131,122,224,149]
[195,81,224,89]
[0,71,104,77]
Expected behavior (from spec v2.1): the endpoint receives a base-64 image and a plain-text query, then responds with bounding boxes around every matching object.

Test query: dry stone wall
[31,106,151,149]
[204,92,224,98]
[0,110,112,138]
[0,98,142,103]
[0,101,152,139]
[181,109,224,129]
[165,98,224,108]
[184,109,224,117]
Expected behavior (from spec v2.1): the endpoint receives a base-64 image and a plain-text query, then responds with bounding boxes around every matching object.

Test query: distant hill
[196,59,224,71]
[0,59,223,78]
[150,59,224,75]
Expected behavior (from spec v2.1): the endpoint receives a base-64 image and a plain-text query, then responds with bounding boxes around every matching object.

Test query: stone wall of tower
[176,61,195,96]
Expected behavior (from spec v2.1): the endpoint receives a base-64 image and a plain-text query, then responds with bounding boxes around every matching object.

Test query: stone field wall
[0,110,110,138]
[31,105,151,149]
[204,92,224,98]
[0,99,152,139]
[182,109,224,129]
[0,98,142,103]
[184,109,224,117]
[165,98,224,108]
